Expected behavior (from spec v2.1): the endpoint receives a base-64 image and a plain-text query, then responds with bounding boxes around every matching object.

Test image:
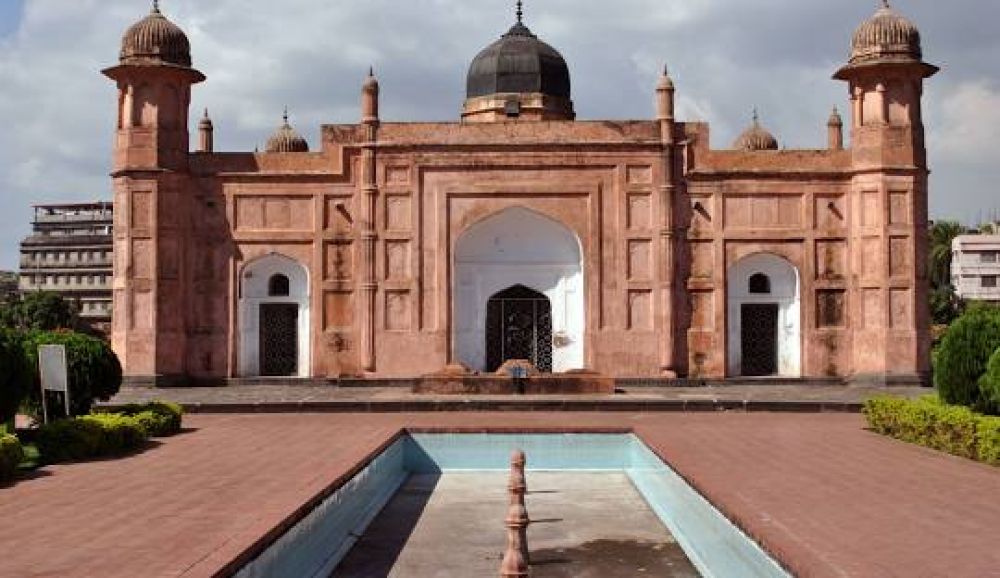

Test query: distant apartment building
[952,234,1000,303]
[0,271,17,300]
[19,202,113,330]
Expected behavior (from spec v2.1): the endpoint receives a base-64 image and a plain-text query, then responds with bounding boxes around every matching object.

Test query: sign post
[39,345,70,424]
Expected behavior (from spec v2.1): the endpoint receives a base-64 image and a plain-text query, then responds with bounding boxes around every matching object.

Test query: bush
[979,347,1000,414]
[116,401,183,437]
[864,395,999,466]
[0,434,24,482]
[21,330,122,417]
[36,414,146,463]
[0,329,31,424]
[934,305,1000,410]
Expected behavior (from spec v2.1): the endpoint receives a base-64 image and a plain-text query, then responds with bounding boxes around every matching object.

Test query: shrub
[979,347,1000,415]
[116,401,183,437]
[0,329,31,424]
[934,305,1000,409]
[21,330,123,417]
[864,395,999,466]
[36,414,146,463]
[0,434,24,482]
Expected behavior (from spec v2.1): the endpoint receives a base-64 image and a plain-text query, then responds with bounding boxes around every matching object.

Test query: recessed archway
[726,253,801,377]
[238,254,311,377]
[454,207,583,373]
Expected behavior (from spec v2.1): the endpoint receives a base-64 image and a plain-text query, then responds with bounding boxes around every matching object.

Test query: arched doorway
[238,254,311,377]
[726,253,801,377]
[486,285,553,372]
[454,207,583,372]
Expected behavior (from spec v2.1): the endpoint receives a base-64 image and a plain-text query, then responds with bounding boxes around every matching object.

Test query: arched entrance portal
[727,254,801,377]
[239,254,311,377]
[486,285,553,372]
[455,207,583,372]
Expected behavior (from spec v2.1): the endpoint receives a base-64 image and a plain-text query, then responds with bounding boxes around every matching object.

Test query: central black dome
[466,20,571,100]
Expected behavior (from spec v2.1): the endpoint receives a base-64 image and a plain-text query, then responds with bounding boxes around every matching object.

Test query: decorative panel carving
[385,194,412,232]
[626,193,652,230]
[235,197,263,230]
[690,291,714,330]
[889,237,910,277]
[816,240,846,280]
[235,197,313,231]
[863,288,881,329]
[627,290,652,330]
[890,288,911,328]
[861,237,882,278]
[386,166,410,185]
[263,199,291,229]
[385,240,410,281]
[861,190,880,227]
[690,242,714,279]
[817,290,846,328]
[626,165,652,185]
[724,195,802,228]
[889,191,910,225]
[324,242,353,281]
[324,291,353,329]
[131,191,152,229]
[815,195,845,230]
[159,238,179,279]
[131,239,153,279]
[131,290,153,330]
[325,198,354,235]
[385,290,412,331]
[627,239,652,281]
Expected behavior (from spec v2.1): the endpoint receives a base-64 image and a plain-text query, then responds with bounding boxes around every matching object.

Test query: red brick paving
[0,413,997,577]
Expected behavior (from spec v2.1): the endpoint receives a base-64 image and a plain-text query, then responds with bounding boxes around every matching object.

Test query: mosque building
[105,1,936,385]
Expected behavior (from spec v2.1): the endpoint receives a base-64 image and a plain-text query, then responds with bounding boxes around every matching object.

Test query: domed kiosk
[463,1,574,122]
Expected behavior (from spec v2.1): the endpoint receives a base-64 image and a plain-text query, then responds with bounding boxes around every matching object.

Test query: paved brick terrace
[2,411,997,577]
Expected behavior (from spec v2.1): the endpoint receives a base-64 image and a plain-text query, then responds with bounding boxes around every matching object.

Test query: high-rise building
[19,202,114,332]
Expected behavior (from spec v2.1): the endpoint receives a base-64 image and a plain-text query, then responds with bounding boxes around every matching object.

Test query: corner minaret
[827,107,844,150]
[834,1,937,385]
[198,109,213,153]
[103,1,205,382]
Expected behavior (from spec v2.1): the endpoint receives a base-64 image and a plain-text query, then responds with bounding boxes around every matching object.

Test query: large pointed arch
[454,207,584,372]
[238,253,311,377]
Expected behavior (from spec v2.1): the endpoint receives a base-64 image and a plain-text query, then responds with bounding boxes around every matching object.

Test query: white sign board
[39,344,70,422]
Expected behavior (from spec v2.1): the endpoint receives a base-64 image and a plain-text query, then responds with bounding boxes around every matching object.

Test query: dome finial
[881,0,890,9]
[752,107,760,125]
[516,0,524,24]
[152,0,160,14]
[282,106,289,126]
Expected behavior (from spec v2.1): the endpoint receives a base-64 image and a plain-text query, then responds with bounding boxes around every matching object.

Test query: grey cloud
[0,0,998,269]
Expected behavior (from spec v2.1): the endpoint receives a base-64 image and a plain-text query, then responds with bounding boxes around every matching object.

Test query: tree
[0,292,80,332]
[929,220,966,291]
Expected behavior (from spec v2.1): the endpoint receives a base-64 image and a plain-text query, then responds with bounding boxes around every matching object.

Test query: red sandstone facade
[107,3,936,384]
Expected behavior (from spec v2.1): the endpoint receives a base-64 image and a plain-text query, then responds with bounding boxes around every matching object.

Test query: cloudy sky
[0,0,998,269]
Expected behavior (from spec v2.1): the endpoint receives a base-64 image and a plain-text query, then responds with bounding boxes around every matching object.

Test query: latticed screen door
[740,303,779,377]
[485,285,553,373]
[259,304,299,377]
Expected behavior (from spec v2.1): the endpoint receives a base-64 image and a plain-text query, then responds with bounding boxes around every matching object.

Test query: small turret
[362,67,380,124]
[827,107,844,150]
[198,109,214,153]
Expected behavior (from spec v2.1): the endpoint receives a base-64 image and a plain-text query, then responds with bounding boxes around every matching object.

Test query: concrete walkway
[1,412,996,578]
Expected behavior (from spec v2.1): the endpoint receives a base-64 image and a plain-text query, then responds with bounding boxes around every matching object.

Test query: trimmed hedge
[21,330,122,417]
[111,401,184,437]
[0,329,31,423]
[933,305,1000,411]
[980,347,1000,413]
[0,433,24,482]
[864,395,1000,466]
[36,414,146,463]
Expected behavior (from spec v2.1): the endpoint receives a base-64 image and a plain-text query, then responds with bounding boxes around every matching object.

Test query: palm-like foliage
[929,220,966,290]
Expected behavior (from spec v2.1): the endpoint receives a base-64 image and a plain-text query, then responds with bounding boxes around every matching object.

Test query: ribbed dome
[849,1,921,65]
[733,112,779,151]
[466,15,570,100]
[265,111,309,153]
[120,2,192,67]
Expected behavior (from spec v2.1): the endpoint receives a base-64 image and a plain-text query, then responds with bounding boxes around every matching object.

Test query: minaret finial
[368,65,374,77]
[516,0,523,24]
[203,108,209,119]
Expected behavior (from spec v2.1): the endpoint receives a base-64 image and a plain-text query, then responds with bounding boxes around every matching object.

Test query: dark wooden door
[741,303,779,377]
[485,285,553,373]
[259,303,299,376]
